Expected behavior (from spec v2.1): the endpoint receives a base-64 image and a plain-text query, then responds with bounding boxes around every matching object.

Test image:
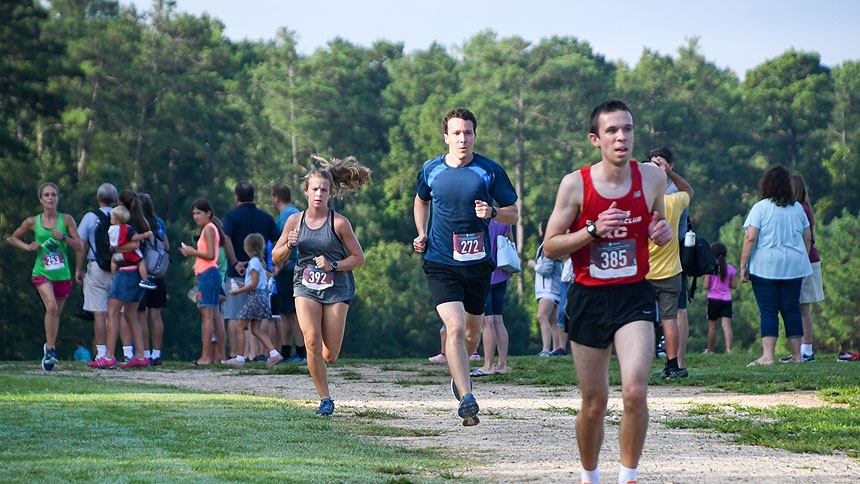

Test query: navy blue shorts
[484,280,508,316]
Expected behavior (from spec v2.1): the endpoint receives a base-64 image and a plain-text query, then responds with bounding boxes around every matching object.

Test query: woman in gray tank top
[272,155,371,417]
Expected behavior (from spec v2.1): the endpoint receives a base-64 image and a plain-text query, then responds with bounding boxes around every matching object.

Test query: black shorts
[707,298,733,320]
[677,273,688,310]
[423,259,493,315]
[565,279,656,348]
[138,277,167,310]
[274,268,296,314]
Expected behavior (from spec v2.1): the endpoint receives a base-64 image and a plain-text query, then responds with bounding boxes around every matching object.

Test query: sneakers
[139,276,158,290]
[315,398,335,416]
[779,353,816,363]
[450,377,473,401]
[457,393,480,426]
[41,344,58,371]
[266,353,284,367]
[287,355,306,363]
[549,347,568,356]
[651,367,669,379]
[666,367,689,379]
[88,356,117,369]
[838,352,860,362]
[470,353,481,361]
[120,357,149,369]
[149,357,163,367]
[652,366,688,379]
[224,357,245,366]
[538,350,552,357]
[428,353,447,364]
[253,354,268,362]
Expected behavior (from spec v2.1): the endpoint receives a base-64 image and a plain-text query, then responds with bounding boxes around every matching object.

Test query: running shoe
[450,377,473,401]
[224,357,245,366]
[88,356,117,369]
[457,393,480,426]
[470,353,481,361]
[428,353,447,364]
[120,357,149,369]
[549,347,568,356]
[149,357,163,367]
[838,352,860,362]
[266,353,284,367]
[665,367,689,379]
[538,350,552,357]
[41,344,55,372]
[138,276,158,290]
[780,353,815,363]
[651,366,669,379]
[315,398,334,416]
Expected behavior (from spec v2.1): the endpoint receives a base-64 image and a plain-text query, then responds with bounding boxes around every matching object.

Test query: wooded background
[2,0,858,361]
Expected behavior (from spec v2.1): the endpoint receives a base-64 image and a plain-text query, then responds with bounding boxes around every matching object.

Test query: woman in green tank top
[9,183,82,371]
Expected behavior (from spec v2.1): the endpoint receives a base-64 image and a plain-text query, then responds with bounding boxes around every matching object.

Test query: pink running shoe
[225,357,245,366]
[266,353,284,366]
[470,353,481,361]
[428,353,447,364]
[120,357,149,369]
[88,356,117,369]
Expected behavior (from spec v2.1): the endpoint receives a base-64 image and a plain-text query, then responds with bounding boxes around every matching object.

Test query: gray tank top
[292,210,355,303]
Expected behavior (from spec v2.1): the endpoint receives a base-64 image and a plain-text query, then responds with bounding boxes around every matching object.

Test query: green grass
[3,352,859,482]
[0,369,470,484]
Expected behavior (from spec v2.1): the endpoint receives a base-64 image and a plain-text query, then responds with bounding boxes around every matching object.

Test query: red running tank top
[570,161,652,286]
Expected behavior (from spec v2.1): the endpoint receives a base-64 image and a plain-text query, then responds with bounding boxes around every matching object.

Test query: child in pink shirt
[702,242,736,354]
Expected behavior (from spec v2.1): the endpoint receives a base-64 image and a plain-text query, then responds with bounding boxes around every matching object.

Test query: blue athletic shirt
[416,153,517,266]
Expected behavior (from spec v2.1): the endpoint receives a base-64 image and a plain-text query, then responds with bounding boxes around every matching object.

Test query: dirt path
[94,363,860,483]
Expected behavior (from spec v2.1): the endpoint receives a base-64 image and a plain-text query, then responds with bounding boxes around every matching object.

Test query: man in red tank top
[543,100,673,484]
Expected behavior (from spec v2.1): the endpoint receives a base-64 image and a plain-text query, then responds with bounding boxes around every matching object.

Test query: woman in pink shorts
[9,183,82,371]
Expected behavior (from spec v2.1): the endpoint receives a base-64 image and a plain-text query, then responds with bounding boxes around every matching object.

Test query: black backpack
[680,220,719,300]
[92,210,112,272]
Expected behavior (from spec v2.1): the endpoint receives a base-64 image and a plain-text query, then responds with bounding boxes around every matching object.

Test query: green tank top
[33,213,71,281]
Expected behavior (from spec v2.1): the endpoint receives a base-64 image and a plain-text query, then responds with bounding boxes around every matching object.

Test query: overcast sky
[125,0,858,78]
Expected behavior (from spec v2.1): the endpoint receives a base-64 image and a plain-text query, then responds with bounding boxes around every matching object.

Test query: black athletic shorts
[274,268,296,314]
[423,259,494,315]
[565,279,656,348]
[707,298,733,320]
[138,277,167,310]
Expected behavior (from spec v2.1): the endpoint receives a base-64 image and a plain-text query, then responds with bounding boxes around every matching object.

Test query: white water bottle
[230,279,239,291]
[684,231,696,247]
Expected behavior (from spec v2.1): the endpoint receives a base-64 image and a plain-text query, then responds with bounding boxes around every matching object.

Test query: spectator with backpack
[137,192,170,366]
[644,149,694,380]
[75,183,121,366]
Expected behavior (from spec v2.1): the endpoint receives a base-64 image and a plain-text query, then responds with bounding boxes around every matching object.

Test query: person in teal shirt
[74,339,92,362]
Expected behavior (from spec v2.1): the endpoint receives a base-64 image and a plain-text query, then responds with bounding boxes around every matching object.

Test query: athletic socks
[151,349,161,359]
[581,468,599,484]
[618,465,637,484]
[280,345,291,358]
[296,345,307,359]
[122,346,134,360]
[96,345,107,359]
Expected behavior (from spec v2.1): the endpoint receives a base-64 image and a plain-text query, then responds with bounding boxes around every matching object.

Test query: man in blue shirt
[222,182,280,361]
[413,107,518,426]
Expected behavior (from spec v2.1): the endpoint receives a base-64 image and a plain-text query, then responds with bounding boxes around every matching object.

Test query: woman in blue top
[741,165,812,366]
[272,155,371,417]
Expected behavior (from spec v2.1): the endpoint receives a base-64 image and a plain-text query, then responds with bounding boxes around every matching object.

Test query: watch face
[331,260,339,270]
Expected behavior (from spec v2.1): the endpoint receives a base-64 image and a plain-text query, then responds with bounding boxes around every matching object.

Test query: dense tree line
[2,0,858,361]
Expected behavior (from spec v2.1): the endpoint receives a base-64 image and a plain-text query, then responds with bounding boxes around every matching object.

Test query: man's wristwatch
[586,221,601,239]
[490,207,497,219]
[330,260,339,271]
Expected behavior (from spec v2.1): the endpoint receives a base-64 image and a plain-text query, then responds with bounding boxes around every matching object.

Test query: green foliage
[2,3,859,361]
